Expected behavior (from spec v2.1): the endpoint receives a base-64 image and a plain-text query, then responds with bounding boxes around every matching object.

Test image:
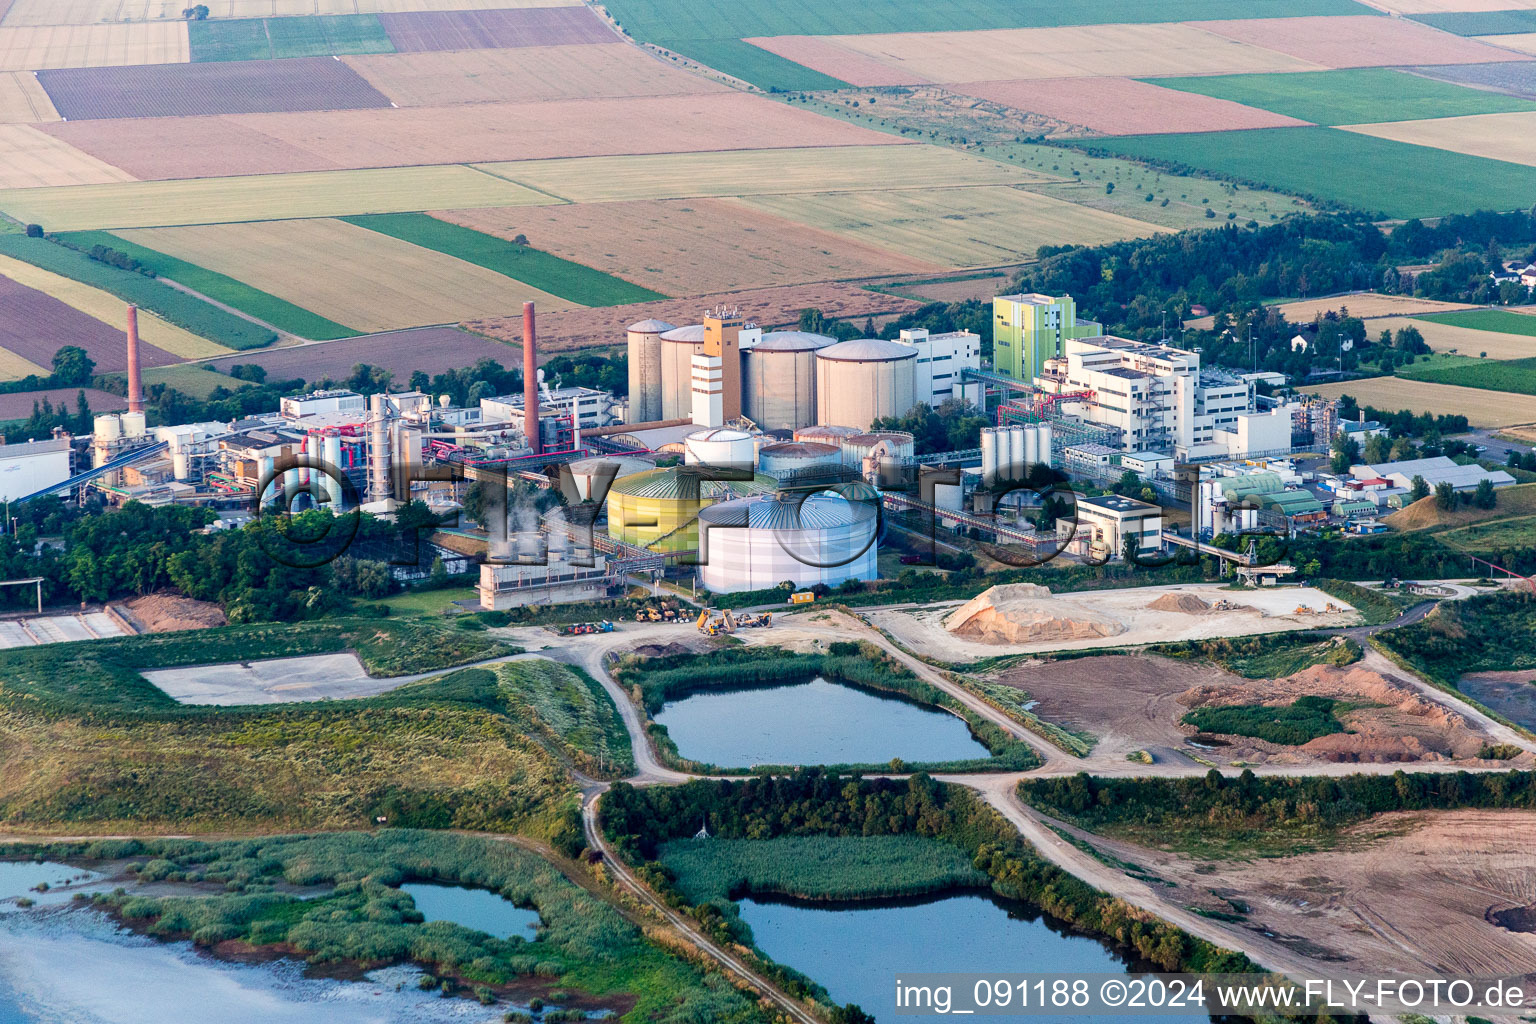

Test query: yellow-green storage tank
[606,467,775,553]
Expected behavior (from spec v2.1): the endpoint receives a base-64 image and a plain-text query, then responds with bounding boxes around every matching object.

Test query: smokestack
[125,303,144,414]
[523,301,540,455]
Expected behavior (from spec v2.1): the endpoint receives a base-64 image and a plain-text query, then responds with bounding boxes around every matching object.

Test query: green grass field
[1409,9,1536,35]
[190,14,393,62]
[1182,696,1344,746]
[139,364,243,400]
[1142,69,1536,126]
[1438,513,1536,553]
[58,230,357,341]
[1076,126,1536,219]
[665,37,847,91]
[342,213,666,306]
[1419,308,1536,338]
[1399,355,1536,396]
[0,235,276,350]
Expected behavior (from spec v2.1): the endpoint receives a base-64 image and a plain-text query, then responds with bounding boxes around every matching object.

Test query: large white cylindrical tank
[659,324,705,421]
[93,414,121,442]
[626,318,673,424]
[757,441,841,480]
[698,490,879,594]
[794,424,861,446]
[1007,426,1024,480]
[1023,424,1039,469]
[172,446,191,481]
[841,431,915,469]
[120,411,146,437]
[814,338,917,431]
[684,427,755,470]
[1038,422,1053,467]
[323,434,344,505]
[980,427,998,480]
[741,330,836,432]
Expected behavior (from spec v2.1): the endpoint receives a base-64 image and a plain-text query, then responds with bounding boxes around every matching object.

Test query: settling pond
[400,882,540,940]
[652,677,991,767]
[739,892,1211,1024]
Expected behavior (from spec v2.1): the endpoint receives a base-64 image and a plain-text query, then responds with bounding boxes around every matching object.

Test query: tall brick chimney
[125,303,144,414]
[523,301,540,455]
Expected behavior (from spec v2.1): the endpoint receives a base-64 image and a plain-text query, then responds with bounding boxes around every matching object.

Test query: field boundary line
[466,163,573,203]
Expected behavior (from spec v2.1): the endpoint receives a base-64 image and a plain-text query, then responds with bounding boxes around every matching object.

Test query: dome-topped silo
[626,319,673,423]
[814,338,918,431]
[742,329,836,432]
[659,324,705,421]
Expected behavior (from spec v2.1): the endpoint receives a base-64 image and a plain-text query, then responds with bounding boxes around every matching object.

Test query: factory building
[891,328,982,408]
[626,319,674,423]
[0,437,72,501]
[741,330,836,431]
[814,338,918,431]
[659,324,706,421]
[605,466,774,553]
[697,490,879,594]
[1075,494,1163,559]
[280,390,366,419]
[482,386,619,432]
[691,308,761,428]
[993,293,1103,383]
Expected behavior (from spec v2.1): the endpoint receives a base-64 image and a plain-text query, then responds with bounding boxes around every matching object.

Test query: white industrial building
[482,386,619,431]
[280,390,366,419]
[0,437,72,501]
[1350,457,1515,495]
[1075,494,1163,558]
[891,328,982,408]
[697,490,879,593]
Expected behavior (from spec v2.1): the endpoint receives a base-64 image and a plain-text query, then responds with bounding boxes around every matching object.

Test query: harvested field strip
[1410,10,1536,35]
[61,229,358,340]
[38,92,900,181]
[377,7,613,52]
[481,144,1037,204]
[1195,15,1521,68]
[189,14,395,62]
[436,197,945,296]
[1398,355,1536,395]
[660,36,849,92]
[1419,309,1536,337]
[1078,126,1536,219]
[0,387,122,421]
[343,212,664,305]
[0,69,57,122]
[1375,316,1536,360]
[1492,32,1536,55]
[37,56,392,120]
[1143,67,1536,125]
[1409,60,1536,100]
[0,269,176,374]
[0,124,134,189]
[952,77,1309,135]
[1374,0,1536,11]
[1265,294,1476,320]
[139,363,240,400]
[1342,110,1536,169]
[1300,376,1536,427]
[1,0,584,24]
[341,43,727,106]
[121,218,581,333]
[730,186,1165,269]
[0,165,556,230]
[0,22,189,72]
[0,251,227,359]
[206,326,522,382]
[0,345,48,381]
[0,235,274,349]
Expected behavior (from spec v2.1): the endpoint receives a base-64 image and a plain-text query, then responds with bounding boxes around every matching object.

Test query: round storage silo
[794,424,861,446]
[756,441,841,482]
[741,330,836,432]
[683,427,756,470]
[814,338,917,431]
[567,455,651,501]
[626,319,673,424]
[605,466,774,554]
[840,430,915,469]
[659,324,705,421]
[698,490,879,594]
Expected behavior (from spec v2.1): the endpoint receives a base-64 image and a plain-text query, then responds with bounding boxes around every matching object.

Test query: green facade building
[992,293,1103,382]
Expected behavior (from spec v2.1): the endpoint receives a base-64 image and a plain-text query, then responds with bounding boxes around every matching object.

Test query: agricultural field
[1193,14,1518,67]
[1143,67,1536,125]
[138,363,241,400]
[1367,316,1536,360]
[439,197,944,296]
[1493,33,1536,55]
[1411,60,1536,100]
[376,6,614,51]
[0,251,228,359]
[481,144,1034,204]
[732,185,1165,268]
[1080,125,1536,219]
[0,0,582,23]
[0,344,46,381]
[0,125,134,190]
[0,164,555,230]
[1408,9,1536,34]
[0,22,188,72]
[1418,308,1536,338]
[342,43,726,106]
[120,218,582,333]
[952,77,1308,135]
[36,57,392,120]
[40,91,899,180]
[1266,293,1475,320]
[1301,375,1536,427]
[1398,354,1536,395]
[0,271,176,374]
[342,212,664,305]
[189,14,393,62]
[1341,110,1536,168]
[0,70,56,122]
[0,386,122,420]
[1377,0,1536,12]
[207,326,524,382]
[58,229,358,341]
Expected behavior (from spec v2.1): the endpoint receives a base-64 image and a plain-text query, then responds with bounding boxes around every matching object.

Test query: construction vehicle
[633,607,663,622]
[696,608,739,636]
[735,612,772,629]
[561,620,613,636]
[788,590,815,605]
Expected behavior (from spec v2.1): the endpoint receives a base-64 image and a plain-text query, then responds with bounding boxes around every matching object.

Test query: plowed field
[952,77,1309,134]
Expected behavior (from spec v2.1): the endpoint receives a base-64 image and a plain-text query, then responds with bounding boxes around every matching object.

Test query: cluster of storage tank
[980,423,1053,482]
[697,489,879,594]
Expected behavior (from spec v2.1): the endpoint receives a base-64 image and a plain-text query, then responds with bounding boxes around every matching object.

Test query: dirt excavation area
[870,582,1358,659]
[1086,810,1536,981]
[987,651,1525,768]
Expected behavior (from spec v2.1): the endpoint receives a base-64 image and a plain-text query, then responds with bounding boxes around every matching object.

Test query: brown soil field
[117,593,227,633]
[1343,110,1536,168]
[1302,376,1536,427]
[435,198,944,297]
[464,282,925,356]
[1197,15,1522,68]
[0,69,55,122]
[743,36,934,87]
[0,22,188,71]
[0,272,176,372]
[36,57,391,120]
[0,124,134,188]
[1379,315,1536,360]
[898,274,1013,303]
[342,43,725,107]
[205,326,523,382]
[0,386,123,420]
[43,92,900,180]
[951,77,1310,135]
[1,0,581,23]
[755,24,1324,86]
[377,7,613,52]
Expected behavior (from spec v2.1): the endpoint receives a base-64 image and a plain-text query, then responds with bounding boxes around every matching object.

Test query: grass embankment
[0,620,632,839]
[0,235,275,350]
[948,674,1096,757]
[1183,696,1344,746]
[1140,632,1362,679]
[1386,481,1536,531]
[2,831,770,1024]
[611,643,1040,774]
[497,660,634,777]
[1019,767,1536,859]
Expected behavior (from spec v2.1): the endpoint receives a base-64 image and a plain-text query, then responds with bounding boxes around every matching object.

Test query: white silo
[698,490,879,593]
[756,441,842,481]
[323,433,344,506]
[980,427,1000,481]
[1007,425,1024,480]
[626,318,673,423]
[814,338,917,431]
[1023,424,1039,469]
[659,324,705,421]
[684,427,756,470]
[120,410,146,437]
[741,330,836,432]
[841,430,915,469]
[171,440,191,482]
[1037,422,1053,467]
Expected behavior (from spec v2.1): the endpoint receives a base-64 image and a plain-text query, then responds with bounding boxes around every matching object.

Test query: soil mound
[944,583,1126,645]
[117,593,227,633]
[628,642,695,659]
[1148,592,1211,614]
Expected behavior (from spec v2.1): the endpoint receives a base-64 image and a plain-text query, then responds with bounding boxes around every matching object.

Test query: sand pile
[944,583,1126,645]
[1148,592,1211,615]
[117,593,227,633]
